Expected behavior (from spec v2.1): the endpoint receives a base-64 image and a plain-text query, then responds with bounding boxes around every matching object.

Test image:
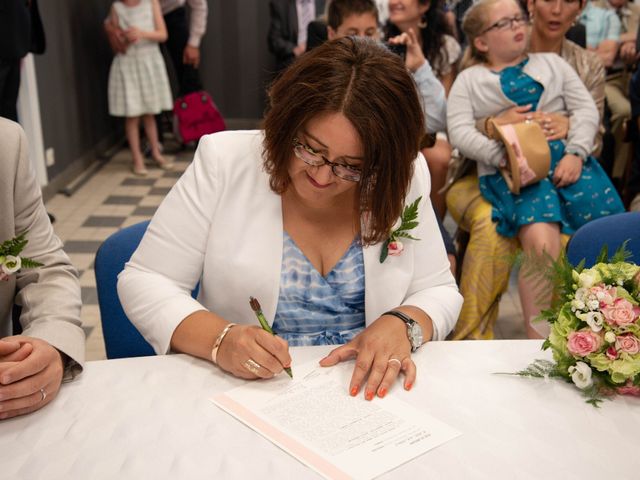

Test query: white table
[1,340,638,480]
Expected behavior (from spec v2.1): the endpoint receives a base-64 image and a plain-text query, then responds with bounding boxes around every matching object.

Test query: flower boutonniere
[0,232,43,281]
[379,196,422,263]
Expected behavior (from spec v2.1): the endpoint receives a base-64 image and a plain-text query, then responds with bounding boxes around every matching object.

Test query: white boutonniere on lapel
[379,196,421,263]
[0,232,43,281]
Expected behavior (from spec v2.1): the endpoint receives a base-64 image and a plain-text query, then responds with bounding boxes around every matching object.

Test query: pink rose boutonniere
[380,196,421,263]
[0,232,43,281]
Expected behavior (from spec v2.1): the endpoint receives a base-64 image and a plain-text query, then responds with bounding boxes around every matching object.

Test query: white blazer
[118,131,462,354]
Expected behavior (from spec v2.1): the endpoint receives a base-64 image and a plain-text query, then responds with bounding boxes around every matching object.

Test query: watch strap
[382,310,421,352]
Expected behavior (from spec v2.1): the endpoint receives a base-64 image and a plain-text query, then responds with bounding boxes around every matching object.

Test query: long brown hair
[263,37,424,245]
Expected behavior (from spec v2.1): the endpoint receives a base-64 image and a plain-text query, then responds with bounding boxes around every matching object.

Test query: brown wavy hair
[262,37,424,245]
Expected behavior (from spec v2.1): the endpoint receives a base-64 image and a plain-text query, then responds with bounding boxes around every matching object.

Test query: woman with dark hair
[118,37,462,400]
[385,0,461,94]
[385,0,461,219]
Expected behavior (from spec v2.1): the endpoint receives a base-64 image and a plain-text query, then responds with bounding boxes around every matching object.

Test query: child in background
[108,0,173,176]
[447,0,625,337]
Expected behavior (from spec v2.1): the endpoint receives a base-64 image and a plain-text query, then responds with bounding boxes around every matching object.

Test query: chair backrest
[566,212,640,267]
[95,221,155,359]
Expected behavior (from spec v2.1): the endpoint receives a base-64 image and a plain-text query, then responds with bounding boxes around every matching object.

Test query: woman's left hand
[530,112,570,141]
[319,316,416,400]
[553,154,583,188]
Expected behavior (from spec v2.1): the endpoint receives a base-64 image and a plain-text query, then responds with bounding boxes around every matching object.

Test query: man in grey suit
[0,118,84,420]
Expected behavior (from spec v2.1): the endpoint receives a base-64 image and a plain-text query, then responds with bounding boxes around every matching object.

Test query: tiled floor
[46,145,526,361]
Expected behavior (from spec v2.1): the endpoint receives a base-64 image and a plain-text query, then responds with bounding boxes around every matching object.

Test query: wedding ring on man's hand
[39,388,47,402]
[243,358,262,375]
[387,358,402,368]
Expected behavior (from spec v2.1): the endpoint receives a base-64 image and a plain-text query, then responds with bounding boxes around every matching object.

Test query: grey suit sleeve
[412,61,447,133]
[11,123,85,379]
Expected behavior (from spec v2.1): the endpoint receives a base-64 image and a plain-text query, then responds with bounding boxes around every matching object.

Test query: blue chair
[566,212,640,268]
[95,220,155,358]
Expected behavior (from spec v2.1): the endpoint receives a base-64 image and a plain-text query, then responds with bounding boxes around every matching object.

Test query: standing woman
[118,38,462,400]
[446,0,608,340]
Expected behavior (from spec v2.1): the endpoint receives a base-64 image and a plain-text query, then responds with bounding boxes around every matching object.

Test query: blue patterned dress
[479,58,625,238]
[271,232,365,346]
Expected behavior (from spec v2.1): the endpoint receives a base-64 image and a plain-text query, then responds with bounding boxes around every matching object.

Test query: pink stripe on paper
[214,394,352,480]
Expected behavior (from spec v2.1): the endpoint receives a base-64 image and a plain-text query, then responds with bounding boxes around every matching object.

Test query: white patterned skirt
[108,44,173,117]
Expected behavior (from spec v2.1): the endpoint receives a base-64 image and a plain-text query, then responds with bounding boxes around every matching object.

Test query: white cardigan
[117,131,462,354]
[447,53,599,176]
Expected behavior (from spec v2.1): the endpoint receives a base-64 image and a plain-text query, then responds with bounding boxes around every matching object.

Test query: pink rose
[606,346,619,360]
[615,334,640,355]
[567,330,603,357]
[616,380,640,397]
[387,240,404,257]
[601,298,640,326]
[590,285,616,306]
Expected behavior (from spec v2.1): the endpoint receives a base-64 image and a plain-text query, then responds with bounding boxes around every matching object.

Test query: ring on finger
[243,358,261,375]
[39,388,47,402]
[387,358,402,368]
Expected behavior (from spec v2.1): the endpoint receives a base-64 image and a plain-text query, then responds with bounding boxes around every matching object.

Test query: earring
[417,14,427,29]
[528,11,534,21]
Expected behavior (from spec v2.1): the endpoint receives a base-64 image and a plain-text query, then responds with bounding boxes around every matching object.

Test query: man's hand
[183,45,201,68]
[104,20,128,54]
[293,43,306,57]
[0,337,64,420]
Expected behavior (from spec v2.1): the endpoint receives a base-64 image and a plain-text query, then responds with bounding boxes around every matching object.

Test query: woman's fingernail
[405,382,413,391]
[365,390,374,401]
[350,386,359,397]
[378,387,387,398]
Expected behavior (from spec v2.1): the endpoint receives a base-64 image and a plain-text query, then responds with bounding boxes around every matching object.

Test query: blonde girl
[447,0,624,337]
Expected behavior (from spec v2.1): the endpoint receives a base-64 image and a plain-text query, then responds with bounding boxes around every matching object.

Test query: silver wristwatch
[383,310,423,352]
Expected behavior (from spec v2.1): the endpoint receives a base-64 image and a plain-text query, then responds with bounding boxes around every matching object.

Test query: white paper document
[211,358,460,479]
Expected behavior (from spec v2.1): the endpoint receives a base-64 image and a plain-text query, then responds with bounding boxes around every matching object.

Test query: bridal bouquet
[515,245,640,407]
[0,232,42,279]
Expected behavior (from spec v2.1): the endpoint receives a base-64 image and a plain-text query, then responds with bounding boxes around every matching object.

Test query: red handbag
[173,91,226,144]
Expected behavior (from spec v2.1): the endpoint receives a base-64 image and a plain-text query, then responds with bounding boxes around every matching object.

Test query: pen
[249,296,293,378]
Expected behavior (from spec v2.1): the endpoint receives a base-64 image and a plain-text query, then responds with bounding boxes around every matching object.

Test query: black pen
[249,296,293,378]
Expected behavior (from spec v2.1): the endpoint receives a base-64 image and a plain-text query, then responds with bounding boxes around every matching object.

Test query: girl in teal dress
[448,0,624,335]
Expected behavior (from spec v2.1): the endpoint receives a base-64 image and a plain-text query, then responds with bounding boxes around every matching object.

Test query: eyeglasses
[482,14,528,34]
[292,138,362,182]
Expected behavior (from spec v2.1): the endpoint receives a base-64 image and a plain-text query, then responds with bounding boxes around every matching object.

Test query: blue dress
[479,58,625,238]
[271,232,365,346]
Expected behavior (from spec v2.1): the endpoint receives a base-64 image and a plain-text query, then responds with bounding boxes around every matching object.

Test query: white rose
[578,269,601,289]
[1,255,21,275]
[577,311,604,332]
[574,287,587,302]
[587,299,600,311]
[604,331,617,343]
[568,362,593,390]
[571,299,586,311]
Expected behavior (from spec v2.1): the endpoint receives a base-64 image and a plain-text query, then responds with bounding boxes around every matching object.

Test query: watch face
[408,322,423,349]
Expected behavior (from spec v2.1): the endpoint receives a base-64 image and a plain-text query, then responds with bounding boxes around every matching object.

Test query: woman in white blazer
[118,37,462,400]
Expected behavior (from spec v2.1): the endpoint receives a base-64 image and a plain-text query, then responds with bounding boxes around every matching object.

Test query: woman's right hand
[215,325,292,380]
